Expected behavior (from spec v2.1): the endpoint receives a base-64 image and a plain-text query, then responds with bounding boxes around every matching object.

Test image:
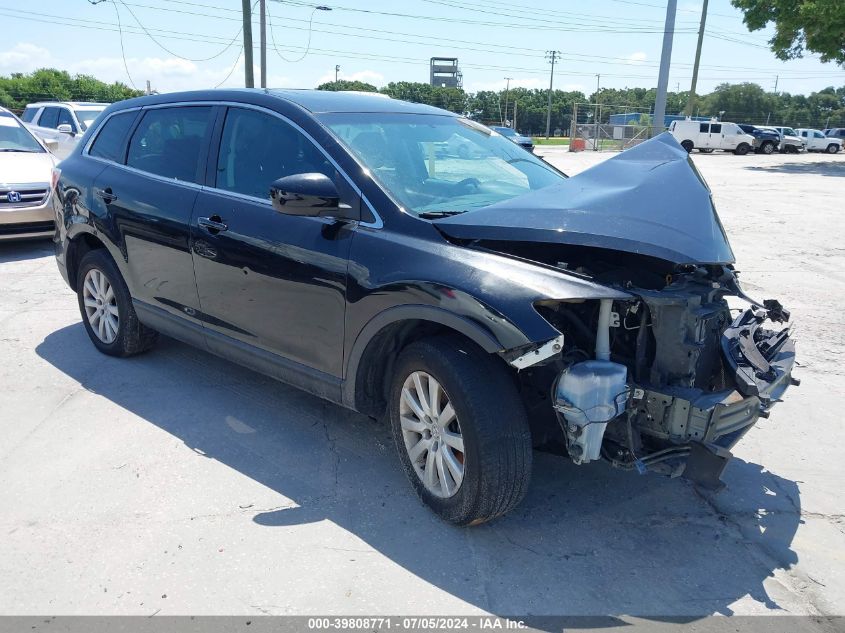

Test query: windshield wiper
[0,148,39,153]
[418,210,468,219]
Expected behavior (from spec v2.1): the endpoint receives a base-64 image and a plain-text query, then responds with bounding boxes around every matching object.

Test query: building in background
[430,58,462,89]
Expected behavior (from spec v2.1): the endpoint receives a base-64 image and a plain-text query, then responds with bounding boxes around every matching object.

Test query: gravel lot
[1,148,843,620]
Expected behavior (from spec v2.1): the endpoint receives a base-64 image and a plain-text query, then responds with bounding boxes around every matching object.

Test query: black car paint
[53,89,627,412]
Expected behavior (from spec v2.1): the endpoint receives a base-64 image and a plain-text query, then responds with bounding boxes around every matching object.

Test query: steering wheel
[455,178,481,193]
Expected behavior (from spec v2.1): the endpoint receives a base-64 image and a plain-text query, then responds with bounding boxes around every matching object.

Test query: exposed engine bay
[491,242,798,490]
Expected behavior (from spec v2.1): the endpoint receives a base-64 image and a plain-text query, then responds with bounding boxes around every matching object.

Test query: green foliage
[731,0,845,65]
[315,79,379,92]
[0,68,142,111]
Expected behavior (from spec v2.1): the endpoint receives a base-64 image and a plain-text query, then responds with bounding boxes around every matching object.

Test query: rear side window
[127,106,213,183]
[39,107,60,129]
[21,107,39,123]
[89,111,137,163]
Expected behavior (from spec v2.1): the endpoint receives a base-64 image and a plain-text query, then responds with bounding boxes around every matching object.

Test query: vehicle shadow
[35,324,802,624]
[0,239,53,264]
[744,161,845,177]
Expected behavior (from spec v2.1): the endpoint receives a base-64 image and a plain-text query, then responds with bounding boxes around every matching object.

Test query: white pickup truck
[796,128,842,154]
[668,120,755,155]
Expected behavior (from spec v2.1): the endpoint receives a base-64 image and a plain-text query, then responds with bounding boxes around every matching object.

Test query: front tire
[733,143,750,155]
[389,336,532,525]
[76,249,158,357]
[760,141,775,154]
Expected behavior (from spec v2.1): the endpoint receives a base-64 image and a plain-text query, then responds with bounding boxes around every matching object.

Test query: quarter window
[21,107,39,123]
[215,107,334,199]
[710,124,721,134]
[127,106,213,183]
[89,111,137,163]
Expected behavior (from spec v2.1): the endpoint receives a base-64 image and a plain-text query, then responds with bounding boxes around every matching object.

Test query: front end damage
[433,133,798,489]
[507,264,796,490]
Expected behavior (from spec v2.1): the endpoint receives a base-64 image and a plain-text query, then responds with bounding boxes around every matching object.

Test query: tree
[0,68,141,111]
[315,79,378,92]
[731,0,845,65]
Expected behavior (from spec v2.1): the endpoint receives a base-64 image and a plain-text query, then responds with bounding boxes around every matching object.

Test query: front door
[706,123,724,149]
[190,106,357,378]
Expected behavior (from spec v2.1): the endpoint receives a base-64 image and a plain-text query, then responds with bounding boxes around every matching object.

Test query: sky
[0,0,843,99]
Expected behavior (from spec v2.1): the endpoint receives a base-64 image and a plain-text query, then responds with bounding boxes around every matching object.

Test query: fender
[341,303,524,410]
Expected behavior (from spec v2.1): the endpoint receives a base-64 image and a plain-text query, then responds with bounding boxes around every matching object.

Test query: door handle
[198,215,228,234]
[95,187,118,203]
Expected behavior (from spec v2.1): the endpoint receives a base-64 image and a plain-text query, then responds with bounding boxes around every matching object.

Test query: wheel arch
[342,305,517,417]
[65,230,110,292]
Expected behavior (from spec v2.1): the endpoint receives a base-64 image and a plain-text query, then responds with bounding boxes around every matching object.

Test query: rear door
[92,104,216,325]
[190,105,357,378]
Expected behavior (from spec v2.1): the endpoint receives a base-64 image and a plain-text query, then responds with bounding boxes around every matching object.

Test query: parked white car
[796,128,842,154]
[0,107,59,240]
[21,101,108,159]
[668,120,755,155]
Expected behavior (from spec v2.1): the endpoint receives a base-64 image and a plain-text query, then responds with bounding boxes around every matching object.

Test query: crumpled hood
[435,132,735,265]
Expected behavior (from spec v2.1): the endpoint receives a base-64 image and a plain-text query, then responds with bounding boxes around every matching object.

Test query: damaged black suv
[53,90,796,525]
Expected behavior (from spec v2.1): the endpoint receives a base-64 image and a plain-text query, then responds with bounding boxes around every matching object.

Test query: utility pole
[773,75,779,93]
[594,74,600,151]
[335,65,340,83]
[652,0,677,137]
[242,0,254,88]
[259,0,267,88]
[544,50,560,139]
[685,0,708,116]
[503,77,513,126]
[145,80,151,95]
[513,100,517,130]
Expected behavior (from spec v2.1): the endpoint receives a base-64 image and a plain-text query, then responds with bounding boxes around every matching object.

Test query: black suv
[737,123,780,154]
[53,90,796,525]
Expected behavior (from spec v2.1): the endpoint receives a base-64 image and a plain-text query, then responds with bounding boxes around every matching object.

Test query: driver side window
[215,107,334,199]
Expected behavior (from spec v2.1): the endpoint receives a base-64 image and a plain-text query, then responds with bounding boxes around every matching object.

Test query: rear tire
[827,144,840,154]
[76,249,158,357]
[388,336,532,526]
[681,140,694,153]
[733,143,750,155]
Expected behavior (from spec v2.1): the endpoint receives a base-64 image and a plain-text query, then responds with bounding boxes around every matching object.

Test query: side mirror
[270,173,356,220]
[56,124,74,135]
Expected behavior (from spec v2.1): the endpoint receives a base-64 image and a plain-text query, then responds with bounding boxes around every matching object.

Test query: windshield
[320,113,564,216]
[0,112,44,152]
[75,108,106,131]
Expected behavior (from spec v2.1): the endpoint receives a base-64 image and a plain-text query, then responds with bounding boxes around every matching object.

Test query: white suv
[21,102,108,159]
[796,128,842,154]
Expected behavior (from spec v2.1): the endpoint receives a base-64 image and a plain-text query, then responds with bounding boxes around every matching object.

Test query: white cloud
[465,77,545,92]
[563,83,586,93]
[313,69,385,88]
[0,43,51,71]
[626,52,648,65]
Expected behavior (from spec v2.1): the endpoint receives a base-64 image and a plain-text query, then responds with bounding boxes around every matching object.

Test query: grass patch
[532,137,570,145]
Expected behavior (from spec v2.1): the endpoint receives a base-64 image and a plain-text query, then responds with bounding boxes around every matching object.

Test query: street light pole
[335,65,340,83]
[503,77,513,126]
[544,51,559,140]
[652,0,677,137]
[241,0,254,88]
[259,0,267,88]
[685,0,707,115]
